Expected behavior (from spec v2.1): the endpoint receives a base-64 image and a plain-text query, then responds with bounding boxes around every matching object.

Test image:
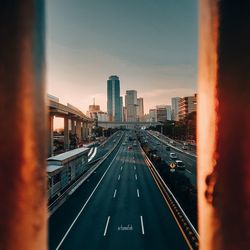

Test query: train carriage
[47,147,89,200]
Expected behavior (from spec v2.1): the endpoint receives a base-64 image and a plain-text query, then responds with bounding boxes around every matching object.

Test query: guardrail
[139,143,199,249]
[48,132,124,217]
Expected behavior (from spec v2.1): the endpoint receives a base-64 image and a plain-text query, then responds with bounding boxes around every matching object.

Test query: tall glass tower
[107,75,122,122]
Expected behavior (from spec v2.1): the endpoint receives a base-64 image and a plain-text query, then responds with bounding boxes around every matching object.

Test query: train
[47,147,90,201]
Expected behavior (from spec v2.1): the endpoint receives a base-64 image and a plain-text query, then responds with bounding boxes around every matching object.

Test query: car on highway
[133,142,137,147]
[169,152,177,159]
[152,154,161,161]
[122,142,126,146]
[165,146,171,151]
[128,145,132,150]
[176,160,186,170]
[182,145,188,150]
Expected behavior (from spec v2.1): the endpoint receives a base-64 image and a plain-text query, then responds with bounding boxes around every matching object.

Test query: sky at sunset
[46,0,197,115]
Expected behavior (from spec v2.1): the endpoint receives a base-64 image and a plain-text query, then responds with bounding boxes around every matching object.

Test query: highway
[140,131,197,187]
[87,131,123,163]
[49,132,189,250]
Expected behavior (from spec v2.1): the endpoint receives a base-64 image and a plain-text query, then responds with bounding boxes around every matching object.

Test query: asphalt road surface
[143,131,197,187]
[49,132,189,250]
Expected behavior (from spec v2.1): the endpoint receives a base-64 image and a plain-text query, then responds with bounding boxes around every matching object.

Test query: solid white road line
[140,216,145,235]
[113,189,117,198]
[137,189,140,198]
[121,166,123,171]
[88,147,94,156]
[103,216,111,236]
[135,174,137,180]
[55,146,122,250]
[118,175,121,181]
[185,169,192,174]
[88,147,97,162]
[134,166,136,170]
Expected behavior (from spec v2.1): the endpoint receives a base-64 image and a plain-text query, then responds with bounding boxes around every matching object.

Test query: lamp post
[171,122,175,139]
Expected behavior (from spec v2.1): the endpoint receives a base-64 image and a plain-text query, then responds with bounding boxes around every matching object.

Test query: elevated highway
[98,121,161,129]
[47,94,94,156]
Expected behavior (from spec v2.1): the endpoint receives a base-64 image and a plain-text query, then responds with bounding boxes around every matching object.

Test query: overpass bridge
[48,94,94,156]
[98,121,161,129]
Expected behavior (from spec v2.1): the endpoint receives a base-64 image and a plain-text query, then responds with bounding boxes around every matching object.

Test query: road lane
[143,131,197,186]
[49,132,189,250]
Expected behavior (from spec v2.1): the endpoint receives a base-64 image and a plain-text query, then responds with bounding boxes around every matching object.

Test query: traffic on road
[49,131,191,250]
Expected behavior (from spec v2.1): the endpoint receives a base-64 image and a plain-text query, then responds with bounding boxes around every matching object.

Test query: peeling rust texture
[0,1,47,250]
[215,0,250,249]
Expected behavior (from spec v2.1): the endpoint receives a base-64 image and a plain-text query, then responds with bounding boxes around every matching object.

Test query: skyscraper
[125,90,138,122]
[120,96,123,122]
[178,94,197,120]
[171,97,180,121]
[137,97,144,121]
[149,109,157,122]
[156,105,172,122]
[107,75,122,121]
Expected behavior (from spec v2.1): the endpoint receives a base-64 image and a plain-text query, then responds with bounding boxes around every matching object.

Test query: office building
[149,109,157,122]
[87,99,108,122]
[137,97,144,121]
[156,105,171,122]
[178,94,197,120]
[120,96,123,122]
[171,97,180,121]
[125,90,138,122]
[107,75,122,122]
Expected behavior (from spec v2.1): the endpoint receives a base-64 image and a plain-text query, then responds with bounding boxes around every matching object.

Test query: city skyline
[46,0,197,114]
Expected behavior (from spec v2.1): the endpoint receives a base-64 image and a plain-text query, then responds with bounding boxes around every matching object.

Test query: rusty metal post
[0,1,47,249]
[198,1,250,249]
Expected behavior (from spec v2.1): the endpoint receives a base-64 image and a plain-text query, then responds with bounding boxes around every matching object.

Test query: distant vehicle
[176,160,186,170]
[152,154,161,161]
[128,145,132,150]
[122,142,126,146]
[169,153,177,159]
[133,142,137,147]
[182,145,188,150]
[165,146,171,151]
[156,142,160,145]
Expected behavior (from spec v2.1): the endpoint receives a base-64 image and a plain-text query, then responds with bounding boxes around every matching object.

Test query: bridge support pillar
[48,115,54,157]
[64,117,69,150]
[82,122,86,141]
[71,119,76,135]
[76,120,81,141]
[81,122,84,141]
[88,123,92,138]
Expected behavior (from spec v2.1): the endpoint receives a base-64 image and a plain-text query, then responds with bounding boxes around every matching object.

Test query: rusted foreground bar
[198,1,250,249]
[0,1,47,249]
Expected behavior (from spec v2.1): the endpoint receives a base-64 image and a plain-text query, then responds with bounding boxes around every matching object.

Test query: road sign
[169,162,176,169]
